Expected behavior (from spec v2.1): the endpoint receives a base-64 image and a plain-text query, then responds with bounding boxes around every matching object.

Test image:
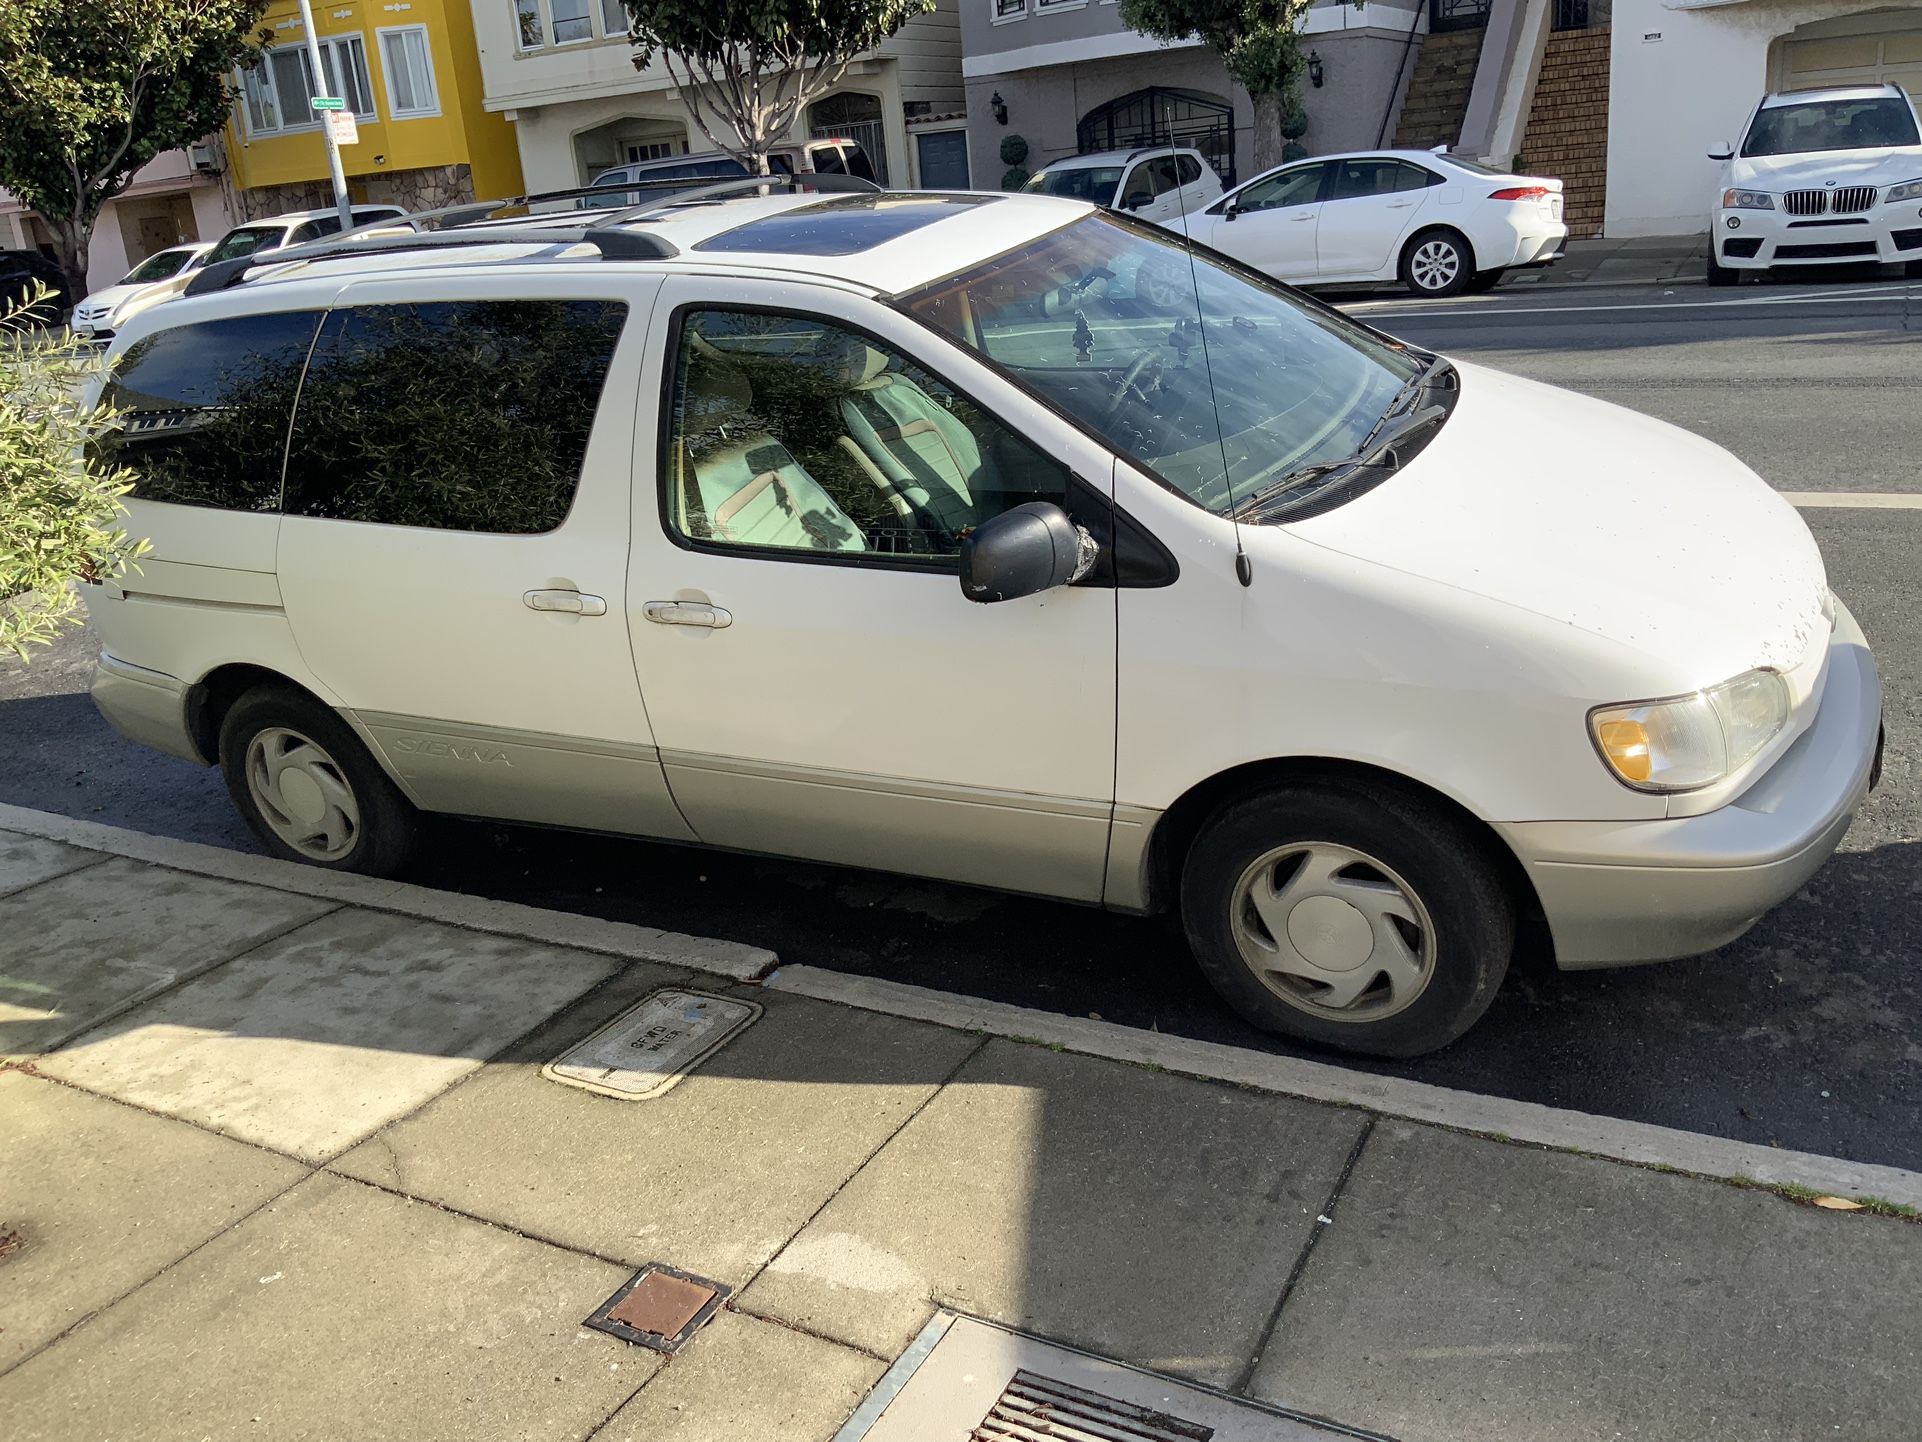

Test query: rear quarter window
[281,298,628,534]
[94,311,323,511]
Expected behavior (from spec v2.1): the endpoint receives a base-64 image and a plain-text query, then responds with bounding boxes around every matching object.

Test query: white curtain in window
[240,65,278,131]
[381,28,437,115]
[267,47,314,120]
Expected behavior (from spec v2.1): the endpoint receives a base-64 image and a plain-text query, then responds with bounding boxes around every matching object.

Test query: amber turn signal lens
[1597,719,1653,783]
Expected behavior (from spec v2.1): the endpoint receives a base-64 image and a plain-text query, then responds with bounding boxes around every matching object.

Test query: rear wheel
[218,684,417,876]
[1399,230,1474,298]
[1180,779,1513,1057]
[1465,267,1507,293]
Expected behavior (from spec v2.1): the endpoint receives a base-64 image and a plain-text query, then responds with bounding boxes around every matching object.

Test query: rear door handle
[524,588,607,617]
[643,600,732,629]
[1387,200,1416,209]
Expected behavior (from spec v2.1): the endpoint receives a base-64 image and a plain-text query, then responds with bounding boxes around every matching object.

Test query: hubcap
[244,726,360,862]
[1411,240,1461,292]
[1229,842,1436,1021]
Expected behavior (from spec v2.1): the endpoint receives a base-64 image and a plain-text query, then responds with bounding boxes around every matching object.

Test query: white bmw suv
[1708,83,1922,283]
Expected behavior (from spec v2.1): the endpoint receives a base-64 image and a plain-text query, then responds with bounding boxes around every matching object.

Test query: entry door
[273,271,695,842]
[1315,158,1431,277]
[627,277,1120,901]
[1201,161,1328,280]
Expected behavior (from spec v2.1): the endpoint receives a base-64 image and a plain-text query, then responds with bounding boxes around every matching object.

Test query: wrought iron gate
[1076,88,1237,188]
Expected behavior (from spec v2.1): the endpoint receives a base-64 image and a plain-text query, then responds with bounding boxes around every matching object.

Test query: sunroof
[693,194,998,256]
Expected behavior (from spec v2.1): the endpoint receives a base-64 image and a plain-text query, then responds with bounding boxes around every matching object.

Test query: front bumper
[1713,202,1922,268]
[1498,601,1881,969]
[91,653,203,764]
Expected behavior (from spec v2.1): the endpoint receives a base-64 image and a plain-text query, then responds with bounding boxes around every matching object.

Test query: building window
[514,0,542,48]
[550,0,593,43]
[600,0,628,36]
[238,35,375,137]
[514,0,628,50]
[994,0,1026,18]
[378,26,439,118]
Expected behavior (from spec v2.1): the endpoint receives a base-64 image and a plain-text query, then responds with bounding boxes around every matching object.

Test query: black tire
[1399,229,1475,298]
[1464,267,1507,293]
[218,684,418,876]
[1705,251,1742,286]
[1179,779,1513,1057]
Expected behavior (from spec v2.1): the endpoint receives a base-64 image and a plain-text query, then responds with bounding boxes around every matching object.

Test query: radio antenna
[1161,103,1251,587]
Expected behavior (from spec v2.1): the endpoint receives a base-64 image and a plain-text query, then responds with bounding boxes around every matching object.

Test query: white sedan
[1189,150,1567,297]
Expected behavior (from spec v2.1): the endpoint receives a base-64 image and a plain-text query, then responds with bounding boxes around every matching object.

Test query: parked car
[201,205,413,266]
[71,243,212,344]
[1191,149,1566,297]
[1022,147,1224,226]
[1707,83,1922,284]
[0,248,74,323]
[585,140,876,206]
[81,187,1880,1057]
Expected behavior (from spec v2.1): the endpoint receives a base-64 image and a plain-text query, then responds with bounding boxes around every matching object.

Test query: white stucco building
[1,148,235,291]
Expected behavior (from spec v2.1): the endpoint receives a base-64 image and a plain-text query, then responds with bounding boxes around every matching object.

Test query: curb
[0,801,776,982]
[767,965,1922,1211]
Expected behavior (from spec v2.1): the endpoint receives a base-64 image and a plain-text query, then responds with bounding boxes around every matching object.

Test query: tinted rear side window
[96,311,321,511]
[282,298,627,534]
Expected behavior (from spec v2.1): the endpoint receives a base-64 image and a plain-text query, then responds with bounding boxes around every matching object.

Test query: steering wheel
[1105,351,1166,422]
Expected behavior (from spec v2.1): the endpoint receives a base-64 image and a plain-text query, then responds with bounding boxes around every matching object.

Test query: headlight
[1722,188,1775,210]
[1884,178,1922,204]
[1590,669,1789,792]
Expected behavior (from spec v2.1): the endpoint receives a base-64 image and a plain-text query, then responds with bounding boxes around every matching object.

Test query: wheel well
[1143,756,1546,940]
[1402,223,1478,272]
[184,664,326,765]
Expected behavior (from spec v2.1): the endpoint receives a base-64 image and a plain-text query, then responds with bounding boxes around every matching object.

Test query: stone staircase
[1516,23,1612,238]
[1392,29,1486,151]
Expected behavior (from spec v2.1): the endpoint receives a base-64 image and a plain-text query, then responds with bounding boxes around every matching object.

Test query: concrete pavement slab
[0,859,334,1061]
[0,1171,649,1442]
[1249,1121,1922,1442]
[332,979,981,1284]
[591,1307,884,1442]
[743,1038,1368,1388]
[0,828,100,897]
[0,1072,305,1371]
[38,908,618,1162]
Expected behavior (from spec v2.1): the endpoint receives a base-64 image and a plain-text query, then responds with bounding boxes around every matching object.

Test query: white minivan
[82,185,1882,1057]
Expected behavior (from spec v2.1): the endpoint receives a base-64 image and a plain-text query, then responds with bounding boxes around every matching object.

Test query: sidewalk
[3,807,1920,1442]
[1510,233,1710,290]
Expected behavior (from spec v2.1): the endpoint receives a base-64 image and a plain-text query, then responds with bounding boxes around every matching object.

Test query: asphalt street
[4,273,1919,1170]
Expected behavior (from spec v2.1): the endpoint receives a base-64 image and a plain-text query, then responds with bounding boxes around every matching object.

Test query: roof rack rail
[182,224,676,298]
[598,171,881,223]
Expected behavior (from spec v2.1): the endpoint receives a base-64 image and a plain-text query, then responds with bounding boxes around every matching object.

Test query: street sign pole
[294,0,354,233]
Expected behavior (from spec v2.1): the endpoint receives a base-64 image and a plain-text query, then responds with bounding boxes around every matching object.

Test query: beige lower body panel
[661,752,1114,904]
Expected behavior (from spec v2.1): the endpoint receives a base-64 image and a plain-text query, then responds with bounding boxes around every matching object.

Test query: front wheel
[1705,251,1743,287]
[1180,780,1514,1057]
[1400,230,1474,298]
[219,684,418,876]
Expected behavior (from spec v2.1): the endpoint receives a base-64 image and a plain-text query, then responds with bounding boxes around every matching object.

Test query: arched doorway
[1077,88,1237,187]
[571,116,689,184]
[809,92,889,184]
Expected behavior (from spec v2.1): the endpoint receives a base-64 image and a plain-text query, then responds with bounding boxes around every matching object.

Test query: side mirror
[960,503,1096,604]
[1222,200,1240,221]
[1708,140,1733,160]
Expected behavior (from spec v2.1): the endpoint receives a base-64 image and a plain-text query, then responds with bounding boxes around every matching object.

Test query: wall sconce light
[1307,50,1324,88]
[991,92,1008,125]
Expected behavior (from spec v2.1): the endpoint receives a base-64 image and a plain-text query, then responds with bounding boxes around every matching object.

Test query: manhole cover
[542,988,760,1100]
[584,1263,730,1353]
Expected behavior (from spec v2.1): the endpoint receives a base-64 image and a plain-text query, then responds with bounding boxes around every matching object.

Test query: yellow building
[227,0,523,217]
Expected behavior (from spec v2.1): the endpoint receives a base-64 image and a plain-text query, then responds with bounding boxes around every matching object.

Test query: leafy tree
[0,288,147,659]
[622,0,935,175]
[0,0,269,297]
[1117,0,1342,174]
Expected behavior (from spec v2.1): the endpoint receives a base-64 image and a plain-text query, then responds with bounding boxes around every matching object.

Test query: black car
[0,249,75,323]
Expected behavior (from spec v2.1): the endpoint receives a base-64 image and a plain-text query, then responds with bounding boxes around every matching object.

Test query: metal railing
[1551,0,1611,30]
[1429,0,1491,33]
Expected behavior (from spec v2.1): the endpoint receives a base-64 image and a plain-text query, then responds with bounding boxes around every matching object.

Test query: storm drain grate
[974,1370,1214,1442]
[583,1263,730,1354]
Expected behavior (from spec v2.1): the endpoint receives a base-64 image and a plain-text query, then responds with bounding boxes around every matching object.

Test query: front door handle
[524,588,607,617]
[643,600,732,629]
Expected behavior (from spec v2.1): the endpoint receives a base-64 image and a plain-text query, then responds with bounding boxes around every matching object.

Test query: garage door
[1773,11,1922,100]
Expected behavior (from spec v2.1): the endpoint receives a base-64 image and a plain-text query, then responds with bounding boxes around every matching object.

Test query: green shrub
[0,285,146,658]
[999,134,1030,168]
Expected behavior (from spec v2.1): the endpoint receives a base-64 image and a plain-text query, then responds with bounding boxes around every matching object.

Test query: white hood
[1285,363,1828,689]
[1727,146,1922,190]
[75,281,147,320]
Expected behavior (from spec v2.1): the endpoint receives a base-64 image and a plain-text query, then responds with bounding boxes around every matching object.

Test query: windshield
[1742,97,1920,156]
[205,226,285,264]
[899,213,1423,517]
[1024,167,1124,204]
[123,249,195,284]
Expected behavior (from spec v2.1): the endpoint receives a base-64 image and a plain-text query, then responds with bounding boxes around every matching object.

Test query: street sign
[310,95,344,110]
[325,109,359,146]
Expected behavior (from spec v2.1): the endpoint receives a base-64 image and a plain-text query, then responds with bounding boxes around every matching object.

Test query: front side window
[902,213,1422,518]
[122,249,194,284]
[205,225,290,264]
[379,26,439,117]
[1023,165,1123,204]
[1742,97,1921,156]
[664,308,1074,561]
[94,311,322,512]
[1227,163,1325,214]
[283,299,627,533]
